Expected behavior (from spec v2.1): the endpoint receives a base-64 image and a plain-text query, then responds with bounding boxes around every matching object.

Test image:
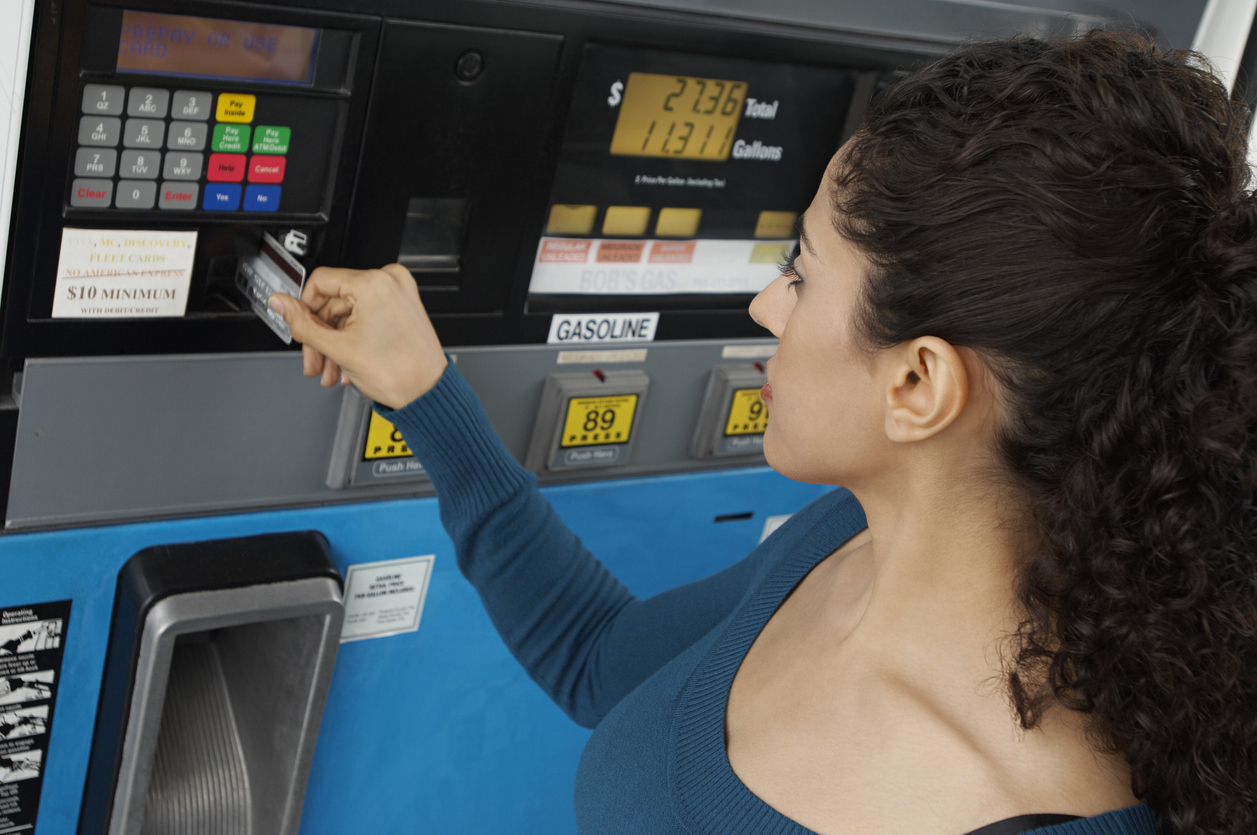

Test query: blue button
[243,184,281,212]
[202,183,241,211]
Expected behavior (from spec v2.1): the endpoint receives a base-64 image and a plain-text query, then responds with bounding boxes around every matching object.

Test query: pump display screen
[116,10,320,85]
[527,45,854,307]
[609,73,747,161]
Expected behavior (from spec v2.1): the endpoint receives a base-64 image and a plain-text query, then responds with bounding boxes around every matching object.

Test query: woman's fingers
[275,265,449,408]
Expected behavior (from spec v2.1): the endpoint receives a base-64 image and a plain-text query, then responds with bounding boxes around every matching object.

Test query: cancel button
[158,182,199,211]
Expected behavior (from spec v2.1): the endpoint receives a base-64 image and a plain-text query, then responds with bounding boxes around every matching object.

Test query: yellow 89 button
[724,388,768,436]
[560,394,639,448]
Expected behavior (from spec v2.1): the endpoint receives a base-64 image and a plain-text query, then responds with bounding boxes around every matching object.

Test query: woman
[270,31,1256,835]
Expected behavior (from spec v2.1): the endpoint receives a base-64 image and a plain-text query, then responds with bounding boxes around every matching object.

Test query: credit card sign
[724,387,767,436]
[560,394,638,448]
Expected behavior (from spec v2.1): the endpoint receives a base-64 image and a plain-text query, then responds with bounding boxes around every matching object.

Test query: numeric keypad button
[171,90,211,120]
[82,84,125,115]
[70,178,113,208]
[162,152,203,180]
[115,180,157,209]
[123,119,165,149]
[127,88,169,118]
[120,150,159,179]
[78,116,121,147]
[73,147,117,177]
[167,121,207,151]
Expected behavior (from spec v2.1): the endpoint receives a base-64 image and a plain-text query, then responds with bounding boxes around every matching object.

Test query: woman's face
[749,174,897,486]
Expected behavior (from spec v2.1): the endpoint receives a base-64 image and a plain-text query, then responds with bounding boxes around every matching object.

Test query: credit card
[236,231,307,344]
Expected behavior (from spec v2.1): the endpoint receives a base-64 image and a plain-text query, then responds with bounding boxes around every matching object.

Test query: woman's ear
[883,336,969,443]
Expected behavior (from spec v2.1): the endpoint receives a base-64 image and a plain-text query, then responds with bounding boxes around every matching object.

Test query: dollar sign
[608,80,623,107]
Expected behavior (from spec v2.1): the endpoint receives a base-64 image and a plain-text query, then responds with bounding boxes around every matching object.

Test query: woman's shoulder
[761,487,867,552]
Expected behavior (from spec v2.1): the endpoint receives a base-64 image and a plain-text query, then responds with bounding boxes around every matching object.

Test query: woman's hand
[268,263,448,410]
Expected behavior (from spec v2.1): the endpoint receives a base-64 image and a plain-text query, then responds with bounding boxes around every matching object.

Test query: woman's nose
[749,274,791,337]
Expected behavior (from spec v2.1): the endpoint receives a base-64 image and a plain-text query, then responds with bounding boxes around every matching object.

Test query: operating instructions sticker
[51,228,196,318]
[0,599,71,835]
[341,557,434,643]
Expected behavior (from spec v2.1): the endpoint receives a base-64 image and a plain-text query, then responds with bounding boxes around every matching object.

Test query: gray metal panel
[7,342,777,529]
[9,353,352,528]
[579,0,1207,47]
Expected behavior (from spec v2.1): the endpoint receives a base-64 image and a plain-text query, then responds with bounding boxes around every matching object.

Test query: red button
[248,155,286,183]
[207,153,246,182]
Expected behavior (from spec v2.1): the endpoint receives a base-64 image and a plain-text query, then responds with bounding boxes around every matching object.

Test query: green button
[212,123,251,153]
[252,125,290,155]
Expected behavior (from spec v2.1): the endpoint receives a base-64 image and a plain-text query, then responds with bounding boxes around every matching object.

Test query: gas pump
[0,0,1226,832]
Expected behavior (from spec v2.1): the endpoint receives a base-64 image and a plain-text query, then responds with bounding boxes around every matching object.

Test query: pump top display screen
[116,10,320,85]
[528,44,854,309]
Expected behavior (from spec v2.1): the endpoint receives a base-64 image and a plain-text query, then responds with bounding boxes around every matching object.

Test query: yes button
[203,184,242,211]
[207,153,246,182]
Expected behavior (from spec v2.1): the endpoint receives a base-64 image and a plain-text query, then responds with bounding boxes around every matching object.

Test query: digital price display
[362,412,411,460]
[560,394,639,448]
[724,388,768,436]
[609,73,747,161]
[117,10,320,85]
[527,44,855,306]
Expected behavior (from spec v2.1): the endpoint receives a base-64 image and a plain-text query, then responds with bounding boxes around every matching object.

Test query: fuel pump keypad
[70,85,290,212]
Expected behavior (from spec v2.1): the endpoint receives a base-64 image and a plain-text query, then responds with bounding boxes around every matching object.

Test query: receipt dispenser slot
[690,364,769,459]
[525,371,650,471]
[78,532,343,835]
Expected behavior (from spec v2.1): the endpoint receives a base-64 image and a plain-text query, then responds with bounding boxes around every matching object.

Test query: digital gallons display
[116,10,320,85]
[528,45,856,310]
[609,73,747,161]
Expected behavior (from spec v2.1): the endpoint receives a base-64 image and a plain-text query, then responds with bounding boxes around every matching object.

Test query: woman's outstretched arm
[272,266,769,726]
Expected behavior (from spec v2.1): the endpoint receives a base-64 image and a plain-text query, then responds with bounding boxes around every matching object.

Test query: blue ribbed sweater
[384,364,1157,835]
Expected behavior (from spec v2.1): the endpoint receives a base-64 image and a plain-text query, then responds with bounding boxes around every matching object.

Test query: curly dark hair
[834,30,1257,835]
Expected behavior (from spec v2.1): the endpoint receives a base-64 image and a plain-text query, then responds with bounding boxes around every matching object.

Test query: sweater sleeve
[381,363,769,728]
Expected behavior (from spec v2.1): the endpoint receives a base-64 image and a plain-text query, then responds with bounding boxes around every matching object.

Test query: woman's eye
[779,242,803,290]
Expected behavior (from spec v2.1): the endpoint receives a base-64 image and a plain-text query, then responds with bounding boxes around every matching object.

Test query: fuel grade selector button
[525,370,650,471]
[690,363,770,458]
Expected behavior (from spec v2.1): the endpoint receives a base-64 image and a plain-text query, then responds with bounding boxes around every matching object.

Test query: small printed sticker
[341,557,434,643]
[0,600,71,834]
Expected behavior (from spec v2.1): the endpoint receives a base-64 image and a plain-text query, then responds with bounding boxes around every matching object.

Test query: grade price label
[724,388,768,436]
[560,394,639,448]
[362,412,411,460]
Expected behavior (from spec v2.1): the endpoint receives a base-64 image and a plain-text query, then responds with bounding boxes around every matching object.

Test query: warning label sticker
[341,557,434,643]
[0,599,71,835]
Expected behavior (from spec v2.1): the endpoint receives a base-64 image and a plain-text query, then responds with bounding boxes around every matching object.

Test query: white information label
[556,348,648,364]
[341,555,434,643]
[547,312,659,345]
[528,237,793,296]
[51,228,197,318]
[722,343,777,359]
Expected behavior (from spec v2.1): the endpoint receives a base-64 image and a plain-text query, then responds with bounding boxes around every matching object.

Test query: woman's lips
[761,382,772,402]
